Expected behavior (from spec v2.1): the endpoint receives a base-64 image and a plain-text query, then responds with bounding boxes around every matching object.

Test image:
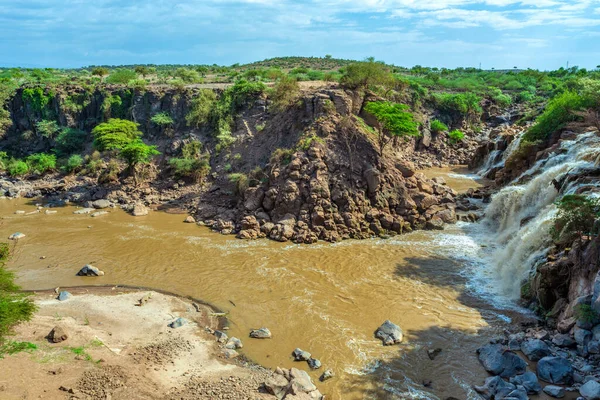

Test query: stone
[537,356,573,385]
[14,210,25,214]
[214,330,228,343]
[8,232,25,240]
[44,210,57,215]
[375,320,403,345]
[427,348,442,360]
[396,161,416,177]
[477,343,527,378]
[76,265,104,276]
[521,339,551,361]
[575,327,593,346]
[168,317,186,329]
[73,208,95,215]
[589,340,600,354]
[250,327,272,339]
[57,291,71,301]
[132,203,149,216]
[264,373,289,400]
[184,216,195,223]
[225,337,243,349]
[307,358,321,370]
[591,270,600,314]
[48,326,68,343]
[92,199,111,209]
[581,380,600,400]
[506,386,529,400]
[593,325,600,342]
[319,370,334,382]
[289,368,317,393]
[222,349,239,359]
[292,348,311,361]
[90,211,108,217]
[543,385,566,398]
[475,376,516,399]
[510,371,542,394]
[553,334,576,347]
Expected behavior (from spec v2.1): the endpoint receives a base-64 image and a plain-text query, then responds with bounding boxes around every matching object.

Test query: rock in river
[225,337,243,349]
[249,327,271,339]
[320,369,334,382]
[581,380,600,400]
[92,199,112,209]
[132,203,149,216]
[307,358,322,370]
[521,339,551,361]
[76,265,104,277]
[543,385,566,398]
[292,348,311,361]
[510,371,542,394]
[8,232,25,240]
[73,208,95,215]
[477,343,527,378]
[537,356,573,385]
[57,291,71,301]
[375,320,403,345]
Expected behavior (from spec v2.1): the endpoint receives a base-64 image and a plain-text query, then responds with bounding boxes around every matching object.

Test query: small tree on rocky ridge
[363,101,420,155]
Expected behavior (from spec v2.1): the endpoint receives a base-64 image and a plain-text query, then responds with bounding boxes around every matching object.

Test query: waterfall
[483,132,600,299]
[478,131,524,178]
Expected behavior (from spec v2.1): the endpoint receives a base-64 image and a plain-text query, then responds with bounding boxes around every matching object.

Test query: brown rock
[49,325,68,343]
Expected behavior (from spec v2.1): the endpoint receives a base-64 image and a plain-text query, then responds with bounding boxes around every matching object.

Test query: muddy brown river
[0,169,537,399]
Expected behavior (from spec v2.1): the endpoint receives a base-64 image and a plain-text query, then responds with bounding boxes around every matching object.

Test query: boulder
[48,326,68,343]
[225,337,243,349]
[319,370,334,382]
[90,211,108,217]
[73,208,95,215]
[591,270,600,314]
[521,339,551,361]
[184,216,196,223]
[8,232,25,240]
[581,380,600,400]
[553,334,576,347]
[264,373,289,400]
[506,386,529,400]
[477,343,527,378]
[475,376,516,399]
[250,327,272,339]
[168,317,186,329]
[292,348,311,361]
[76,265,104,277]
[543,385,566,398]
[289,368,317,394]
[92,199,112,209]
[132,203,149,216]
[57,291,71,301]
[510,371,541,394]
[375,320,403,345]
[214,330,228,343]
[396,161,416,178]
[537,356,573,385]
[221,349,239,359]
[575,327,593,346]
[307,358,321,370]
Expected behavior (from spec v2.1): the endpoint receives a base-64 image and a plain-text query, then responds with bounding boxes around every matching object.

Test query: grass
[0,341,37,358]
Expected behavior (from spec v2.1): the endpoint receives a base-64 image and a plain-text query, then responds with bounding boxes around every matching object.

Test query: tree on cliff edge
[363,101,420,156]
[340,60,394,91]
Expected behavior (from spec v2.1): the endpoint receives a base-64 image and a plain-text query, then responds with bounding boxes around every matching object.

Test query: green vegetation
[0,242,37,343]
[6,160,29,176]
[574,304,599,323]
[268,76,300,111]
[0,341,37,358]
[55,128,88,156]
[448,129,465,144]
[63,154,84,173]
[551,194,600,244]
[35,120,60,138]
[26,153,56,174]
[523,91,588,142]
[186,89,217,128]
[228,173,249,195]
[430,119,448,134]
[340,59,394,90]
[92,118,142,151]
[432,92,483,123]
[150,112,174,127]
[105,69,137,84]
[119,140,160,170]
[363,101,420,155]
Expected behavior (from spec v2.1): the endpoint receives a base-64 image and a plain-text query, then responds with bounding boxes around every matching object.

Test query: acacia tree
[91,67,109,82]
[552,194,600,246]
[340,60,395,91]
[120,140,160,184]
[363,101,420,155]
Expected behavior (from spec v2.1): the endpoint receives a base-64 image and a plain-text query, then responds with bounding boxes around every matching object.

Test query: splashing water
[483,132,600,298]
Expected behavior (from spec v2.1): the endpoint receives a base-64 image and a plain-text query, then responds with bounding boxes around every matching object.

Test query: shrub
[6,160,28,176]
[433,92,483,121]
[127,79,148,91]
[430,119,448,134]
[228,173,248,195]
[168,156,211,182]
[55,128,88,156]
[340,60,394,90]
[26,153,56,174]
[98,159,121,184]
[91,67,109,78]
[448,129,465,144]
[516,91,535,103]
[363,101,420,155]
[62,154,84,173]
[105,69,137,84]
[268,76,300,111]
[229,80,266,110]
[523,91,587,142]
[173,68,202,84]
[119,140,160,169]
[270,148,295,165]
[186,90,217,128]
[22,87,54,114]
[150,112,174,127]
[92,119,142,151]
[35,120,60,138]
[551,194,600,244]
[181,140,203,159]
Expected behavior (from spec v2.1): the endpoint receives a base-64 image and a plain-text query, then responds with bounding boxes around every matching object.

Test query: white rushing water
[482,132,600,299]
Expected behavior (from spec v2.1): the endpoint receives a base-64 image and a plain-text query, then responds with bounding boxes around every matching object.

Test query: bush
[173,68,202,84]
[98,159,121,183]
[448,129,465,144]
[55,128,88,156]
[92,119,142,151]
[268,76,300,111]
[229,80,266,110]
[169,156,211,182]
[186,90,217,128]
[181,141,203,159]
[63,154,84,173]
[105,69,137,84]
[433,92,483,121]
[551,194,600,244]
[119,140,160,169]
[363,101,420,155]
[6,160,28,177]
[150,112,174,127]
[523,91,587,142]
[340,60,394,90]
[228,173,248,195]
[35,120,60,138]
[127,79,147,91]
[91,67,109,77]
[430,119,448,134]
[26,153,56,174]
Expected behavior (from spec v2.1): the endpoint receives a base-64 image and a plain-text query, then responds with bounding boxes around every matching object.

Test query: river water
[0,168,527,399]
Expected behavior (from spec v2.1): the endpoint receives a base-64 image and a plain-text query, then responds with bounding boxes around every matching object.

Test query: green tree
[92,119,142,151]
[430,119,448,134]
[119,140,160,170]
[55,127,89,156]
[173,68,202,83]
[363,101,420,155]
[26,153,56,174]
[134,66,151,78]
[105,69,137,84]
[268,76,300,111]
[340,60,394,90]
[91,67,109,80]
[552,195,600,245]
[186,90,217,128]
[35,120,60,138]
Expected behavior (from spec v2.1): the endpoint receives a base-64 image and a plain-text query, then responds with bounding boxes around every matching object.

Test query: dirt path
[0,288,272,400]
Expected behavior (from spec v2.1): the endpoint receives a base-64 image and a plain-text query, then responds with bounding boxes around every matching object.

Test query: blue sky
[1,0,599,69]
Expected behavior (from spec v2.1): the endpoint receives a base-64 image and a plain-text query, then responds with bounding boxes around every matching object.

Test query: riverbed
[0,169,521,399]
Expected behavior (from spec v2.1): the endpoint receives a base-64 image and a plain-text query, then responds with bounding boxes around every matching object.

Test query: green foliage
[229,79,266,110]
[169,156,211,182]
[271,148,295,165]
[186,90,217,128]
[22,87,54,113]
[128,79,148,91]
[448,129,465,144]
[91,67,109,77]
[363,101,420,155]
[268,76,299,111]
[297,134,325,150]
[430,119,448,134]
[551,195,600,244]
[6,160,29,176]
[55,128,88,156]
[340,60,394,90]
[575,304,599,323]
[181,140,203,159]
[0,243,36,342]
[489,87,512,107]
[228,173,248,195]
[173,68,202,83]
[92,119,142,151]
[63,154,84,173]
[523,91,587,142]
[134,66,151,77]
[150,112,174,127]
[119,140,160,169]
[105,69,137,84]
[26,153,56,174]
[0,341,37,358]
[98,159,121,184]
[35,120,61,138]
[432,92,483,121]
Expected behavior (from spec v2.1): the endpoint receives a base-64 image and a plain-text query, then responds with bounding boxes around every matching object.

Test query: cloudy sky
[1,0,599,69]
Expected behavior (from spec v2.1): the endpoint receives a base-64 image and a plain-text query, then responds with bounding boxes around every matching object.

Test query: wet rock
[214,330,228,343]
[92,199,112,209]
[90,211,108,217]
[477,343,527,378]
[427,348,442,360]
[73,208,95,215]
[375,320,403,346]
[184,216,196,223]
[8,232,25,240]
[425,216,445,230]
[510,371,542,394]
[543,385,566,398]
[537,356,573,385]
[307,358,321,370]
[506,385,529,400]
[225,337,243,349]
[168,317,186,329]
[575,327,593,346]
[581,380,600,400]
[289,368,317,394]
[132,203,149,216]
[521,339,551,361]
[264,373,289,399]
[475,376,516,399]
[553,334,576,348]
[76,265,104,277]
[250,327,272,339]
[319,370,334,382]
[48,326,68,343]
[57,291,71,301]
[292,348,311,361]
